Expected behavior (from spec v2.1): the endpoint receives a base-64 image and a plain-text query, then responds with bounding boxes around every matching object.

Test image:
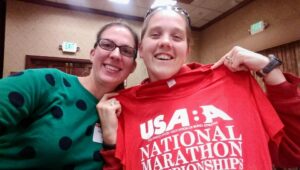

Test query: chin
[154,71,177,81]
[98,75,118,84]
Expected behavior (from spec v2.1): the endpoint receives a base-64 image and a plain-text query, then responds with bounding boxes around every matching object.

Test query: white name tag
[93,123,103,143]
[167,79,176,88]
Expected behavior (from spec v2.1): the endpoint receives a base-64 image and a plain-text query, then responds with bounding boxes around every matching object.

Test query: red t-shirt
[116,63,283,170]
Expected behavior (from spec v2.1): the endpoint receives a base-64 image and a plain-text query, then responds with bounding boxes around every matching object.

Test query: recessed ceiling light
[109,0,130,5]
[151,0,177,9]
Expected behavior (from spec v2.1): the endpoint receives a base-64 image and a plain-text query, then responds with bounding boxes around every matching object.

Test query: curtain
[259,40,300,76]
[262,41,300,170]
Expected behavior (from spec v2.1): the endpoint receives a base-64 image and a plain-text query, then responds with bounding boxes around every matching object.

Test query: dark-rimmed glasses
[98,39,136,59]
[145,5,191,27]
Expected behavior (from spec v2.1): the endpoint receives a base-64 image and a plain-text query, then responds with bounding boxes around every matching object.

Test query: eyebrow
[147,25,185,34]
[101,38,134,48]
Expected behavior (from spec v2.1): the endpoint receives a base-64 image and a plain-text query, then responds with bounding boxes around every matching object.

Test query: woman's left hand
[96,93,121,145]
[211,46,269,72]
[211,46,286,85]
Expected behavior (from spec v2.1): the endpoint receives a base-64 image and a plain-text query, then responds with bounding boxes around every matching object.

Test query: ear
[130,61,137,73]
[90,49,96,63]
[186,46,190,57]
[138,43,143,59]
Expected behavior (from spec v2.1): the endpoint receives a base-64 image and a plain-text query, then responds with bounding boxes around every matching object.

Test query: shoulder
[8,68,68,77]
[26,68,67,76]
[3,68,75,87]
[25,68,74,80]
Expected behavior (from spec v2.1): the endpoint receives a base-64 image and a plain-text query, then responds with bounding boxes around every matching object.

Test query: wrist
[102,142,116,150]
[102,130,117,145]
[263,68,286,85]
[256,54,282,78]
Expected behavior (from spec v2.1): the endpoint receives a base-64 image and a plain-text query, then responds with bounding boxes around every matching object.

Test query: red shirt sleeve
[100,149,122,170]
[266,73,300,167]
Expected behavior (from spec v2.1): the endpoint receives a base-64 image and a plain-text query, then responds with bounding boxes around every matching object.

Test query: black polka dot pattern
[76,100,87,111]
[19,117,35,128]
[93,150,103,162]
[45,74,55,86]
[19,146,36,159]
[63,78,71,87]
[51,106,63,118]
[59,137,72,151]
[62,164,75,170]
[9,72,24,77]
[85,125,94,136]
[8,91,25,108]
[0,124,7,135]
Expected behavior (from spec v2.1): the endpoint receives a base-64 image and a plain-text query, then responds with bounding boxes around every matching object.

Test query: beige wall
[4,0,146,87]
[191,0,300,63]
[5,0,300,86]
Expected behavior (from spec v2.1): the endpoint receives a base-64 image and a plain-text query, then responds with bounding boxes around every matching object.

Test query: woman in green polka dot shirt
[0,21,138,169]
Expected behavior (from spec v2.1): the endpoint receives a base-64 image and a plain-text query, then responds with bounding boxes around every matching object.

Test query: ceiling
[32,0,253,30]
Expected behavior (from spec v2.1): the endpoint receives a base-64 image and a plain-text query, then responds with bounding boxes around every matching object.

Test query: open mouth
[155,54,174,60]
[104,64,121,72]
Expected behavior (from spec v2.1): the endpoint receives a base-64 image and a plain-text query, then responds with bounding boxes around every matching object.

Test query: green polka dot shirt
[0,68,104,169]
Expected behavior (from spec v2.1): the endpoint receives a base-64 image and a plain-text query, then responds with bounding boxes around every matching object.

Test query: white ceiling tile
[136,0,155,8]
[78,0,108,9]
[203,10,222,20]
[55,0,80,6]
[189,7,213,20]
[40,0,248,29]
[191,18,208,27]
[103,3,145,17]
[45,0,58,2]
[190,0,207,7]
[217,0,241,12]
[191,0,238,12]
[177,2,197,13]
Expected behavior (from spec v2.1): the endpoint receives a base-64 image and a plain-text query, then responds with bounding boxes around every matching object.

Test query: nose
[158,34,172,49]
[109,47,122,60]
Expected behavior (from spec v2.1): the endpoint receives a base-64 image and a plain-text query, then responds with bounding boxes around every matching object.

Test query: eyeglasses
[145,5,191,27]
[98,39,136,59]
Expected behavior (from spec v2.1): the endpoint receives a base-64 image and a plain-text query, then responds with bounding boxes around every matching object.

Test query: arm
[212,46,300,167]
[0,69,49,132]
[265,72,300,108]
[100,149,122,170]
[96,93,122,170]
[211,46,286,84]
[266,73,300,167]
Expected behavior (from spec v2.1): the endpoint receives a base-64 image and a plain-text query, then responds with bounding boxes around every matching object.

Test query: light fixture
[151,0,177,9]
[109,0,130,5]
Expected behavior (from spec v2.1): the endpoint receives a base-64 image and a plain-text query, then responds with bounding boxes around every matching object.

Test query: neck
[78,75,117,100]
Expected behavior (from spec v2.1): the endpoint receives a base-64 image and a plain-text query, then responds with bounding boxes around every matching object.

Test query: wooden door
[25,55,92,76]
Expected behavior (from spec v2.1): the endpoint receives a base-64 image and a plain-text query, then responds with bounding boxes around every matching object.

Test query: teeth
[156,55,172,60]
[105,64,120,72]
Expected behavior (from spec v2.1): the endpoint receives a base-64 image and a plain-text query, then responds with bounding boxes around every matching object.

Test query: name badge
[93,123,103,143]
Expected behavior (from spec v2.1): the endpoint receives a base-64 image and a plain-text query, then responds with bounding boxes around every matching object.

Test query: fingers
[96,93,122,118]
[102,92,119,101]
[211,50,232,70]
[116,106,122,117]
[212,47,251,72]
[97,97,121,113]
[212,46,271,74]
[96,93,121,145]
[98,93,119,108]
[211,57,225,69]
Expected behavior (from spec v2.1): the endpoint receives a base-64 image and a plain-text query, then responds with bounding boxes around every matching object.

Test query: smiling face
[139,10,190,82]
[90,25,136,87]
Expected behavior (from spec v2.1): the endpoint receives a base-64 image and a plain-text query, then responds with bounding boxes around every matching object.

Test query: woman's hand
[97,93,121,145]
[211,46,286,85]
[211,46,270,72]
